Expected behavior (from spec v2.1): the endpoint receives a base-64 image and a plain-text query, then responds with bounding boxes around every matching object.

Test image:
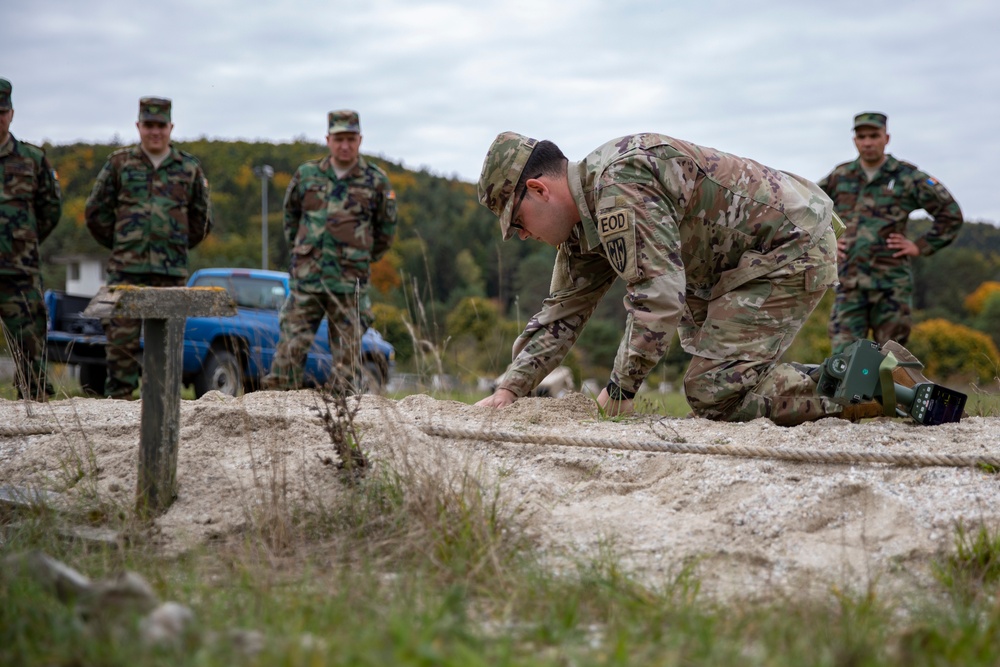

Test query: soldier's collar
[566,160,601,252]
[132,143,178,163]
[852,153,898,175]
[323,154,367,176]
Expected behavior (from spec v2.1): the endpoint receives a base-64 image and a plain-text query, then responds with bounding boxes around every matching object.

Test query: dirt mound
[2,391,998,599]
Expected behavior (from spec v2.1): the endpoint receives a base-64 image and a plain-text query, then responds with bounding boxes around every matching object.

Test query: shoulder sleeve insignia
[597,207,638,280]
[597,207,632,239]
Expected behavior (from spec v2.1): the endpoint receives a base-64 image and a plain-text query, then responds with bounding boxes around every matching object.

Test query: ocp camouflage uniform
[0,127,62,400]
[480,132,845,426]
[819,154,963,354]
[265,116,396,391]
[85,128,212,398]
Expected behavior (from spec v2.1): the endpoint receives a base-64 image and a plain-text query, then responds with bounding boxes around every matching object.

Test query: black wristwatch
[606,381,636,401]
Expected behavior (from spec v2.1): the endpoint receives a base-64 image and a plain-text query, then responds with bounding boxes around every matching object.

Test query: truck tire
[78,363,106,397]
[193,348,243,398]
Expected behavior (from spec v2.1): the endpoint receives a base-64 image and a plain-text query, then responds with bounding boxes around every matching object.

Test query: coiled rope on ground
[420,425,1000,469]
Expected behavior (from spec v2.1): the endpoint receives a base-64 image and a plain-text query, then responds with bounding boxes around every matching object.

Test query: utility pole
[253,165,274,270]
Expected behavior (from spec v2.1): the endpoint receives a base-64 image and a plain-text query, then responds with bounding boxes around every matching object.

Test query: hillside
[34,140,1000,382]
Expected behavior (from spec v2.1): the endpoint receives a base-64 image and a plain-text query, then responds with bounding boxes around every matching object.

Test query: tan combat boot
[839,400,887,422]
[880,340,930,389]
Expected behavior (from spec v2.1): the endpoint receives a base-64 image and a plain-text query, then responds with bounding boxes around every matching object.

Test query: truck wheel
[193,348,243,398]
[79,363,106,397]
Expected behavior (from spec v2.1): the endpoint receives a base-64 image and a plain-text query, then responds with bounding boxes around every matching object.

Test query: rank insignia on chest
[597,207,638,280]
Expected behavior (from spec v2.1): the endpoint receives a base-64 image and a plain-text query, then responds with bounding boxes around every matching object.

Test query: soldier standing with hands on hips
[818,112,963,354]
[0,78,62,400]
[85,97,213,399]
[264,110,397,393]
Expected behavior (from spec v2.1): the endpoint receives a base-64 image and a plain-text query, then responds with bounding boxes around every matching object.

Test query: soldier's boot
[262,368,303,391]
[106,378,138,400]
[839,400,887,422]
[16,383,54,402]
[881,340,930,389]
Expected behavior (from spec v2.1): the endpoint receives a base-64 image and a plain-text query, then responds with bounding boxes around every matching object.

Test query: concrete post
[84,286,236,516]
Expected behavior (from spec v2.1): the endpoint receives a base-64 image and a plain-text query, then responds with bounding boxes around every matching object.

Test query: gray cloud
[4,0,998,221]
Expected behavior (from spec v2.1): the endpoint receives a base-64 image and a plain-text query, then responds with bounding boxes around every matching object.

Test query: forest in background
[35,139,1000,387]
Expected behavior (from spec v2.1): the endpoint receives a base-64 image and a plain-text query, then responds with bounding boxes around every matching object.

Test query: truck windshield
[192,275,287,310]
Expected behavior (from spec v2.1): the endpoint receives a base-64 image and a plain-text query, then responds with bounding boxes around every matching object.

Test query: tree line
[37,139,1000,386]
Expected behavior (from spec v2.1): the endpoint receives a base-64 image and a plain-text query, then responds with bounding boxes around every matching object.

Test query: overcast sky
[5,0,1000,223]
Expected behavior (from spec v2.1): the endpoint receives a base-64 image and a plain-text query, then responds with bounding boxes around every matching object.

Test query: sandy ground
[2,390,999,600]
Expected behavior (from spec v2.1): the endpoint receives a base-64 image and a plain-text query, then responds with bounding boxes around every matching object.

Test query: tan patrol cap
[477,131,538,241]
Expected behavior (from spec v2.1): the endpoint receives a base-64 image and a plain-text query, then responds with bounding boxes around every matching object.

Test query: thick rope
[420,425,1000,469]
[0,425,57,437]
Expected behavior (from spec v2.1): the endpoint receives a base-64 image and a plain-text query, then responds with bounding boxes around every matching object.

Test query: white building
[52,255,106,297]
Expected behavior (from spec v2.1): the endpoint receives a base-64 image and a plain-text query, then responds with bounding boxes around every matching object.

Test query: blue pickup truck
[45,268,395,398]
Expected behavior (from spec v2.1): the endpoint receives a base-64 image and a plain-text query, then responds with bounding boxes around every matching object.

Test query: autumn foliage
[907,319,1000,384]
[964,281,1000,315]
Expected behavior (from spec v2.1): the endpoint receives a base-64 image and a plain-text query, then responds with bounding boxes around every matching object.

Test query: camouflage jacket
[85,144,212,277]
[500,133,837,397]
[818,154,963,290]
[283,154,396,294]
[0,134,61,276]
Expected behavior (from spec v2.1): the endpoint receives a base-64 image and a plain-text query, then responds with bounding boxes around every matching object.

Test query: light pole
[253,165,274,270]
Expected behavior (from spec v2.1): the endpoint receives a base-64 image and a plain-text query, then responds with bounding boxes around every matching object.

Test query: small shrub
[964,281,1000,316]
[445,296,501,344]
[974,292,1000,352]
[908,319,1000,384]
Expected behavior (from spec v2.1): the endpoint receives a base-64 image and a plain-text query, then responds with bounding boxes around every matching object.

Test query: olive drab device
[816,339,967,426]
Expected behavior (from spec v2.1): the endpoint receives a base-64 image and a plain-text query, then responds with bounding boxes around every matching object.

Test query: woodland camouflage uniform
[819,112,963,353]
[85,97,212,398]
[480,131,847,426]
[265,110,397,391]
[0,78,62,400]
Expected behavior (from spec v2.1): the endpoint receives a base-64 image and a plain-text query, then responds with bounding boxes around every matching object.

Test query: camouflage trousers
[264,288,370,392]
[828,280,912,355]
[0,275,53,400]
[103,272,185,399]
[681,228,844,426]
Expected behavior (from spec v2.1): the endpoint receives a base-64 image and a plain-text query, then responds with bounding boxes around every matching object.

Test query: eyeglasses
[510,173,541,233]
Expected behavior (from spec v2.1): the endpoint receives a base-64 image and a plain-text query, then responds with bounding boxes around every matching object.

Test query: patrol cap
[139,97,172,123]
[0,79,11,111]
[854,111,887,130]
[328,109,361,134]
[477,131,539,241]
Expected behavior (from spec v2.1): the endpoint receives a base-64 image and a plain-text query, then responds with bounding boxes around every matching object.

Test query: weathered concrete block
[82,285,236,320]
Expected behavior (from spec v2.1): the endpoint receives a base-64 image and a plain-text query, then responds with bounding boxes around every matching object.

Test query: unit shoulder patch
[597,207,632,239]
[596,207,638,280]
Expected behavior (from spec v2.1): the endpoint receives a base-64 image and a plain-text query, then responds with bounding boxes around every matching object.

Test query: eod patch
[597,207,638,281]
